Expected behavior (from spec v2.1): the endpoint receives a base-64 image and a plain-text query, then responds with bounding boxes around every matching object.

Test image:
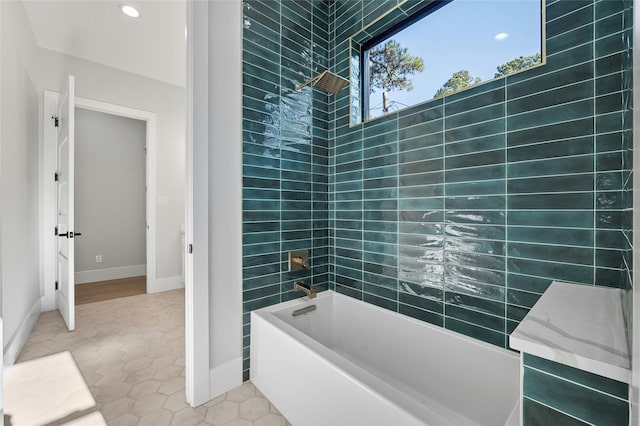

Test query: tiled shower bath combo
[241,0,633,424]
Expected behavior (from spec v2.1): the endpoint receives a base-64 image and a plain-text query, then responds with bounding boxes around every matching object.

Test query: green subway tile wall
[523,354,629,425]
[242,0,331,380]
[241,0,633,420]
[326,0,633,422]
[329,0,632,348]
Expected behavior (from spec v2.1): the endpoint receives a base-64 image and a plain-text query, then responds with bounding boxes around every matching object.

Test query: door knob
[57,231,82,238]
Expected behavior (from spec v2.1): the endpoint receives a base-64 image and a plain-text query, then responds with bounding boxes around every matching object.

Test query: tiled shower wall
[241,0,331,379]
[241,0,633,415]
[328,0,633,350]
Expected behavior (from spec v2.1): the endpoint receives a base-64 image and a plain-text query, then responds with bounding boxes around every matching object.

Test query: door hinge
[188,244,193,254]
[55,226,58,236]
[54,172,59,182]
[55,281,59,290]
[52,116,59,128]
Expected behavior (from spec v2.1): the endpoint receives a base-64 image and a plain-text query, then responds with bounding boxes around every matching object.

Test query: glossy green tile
[446,150,506,169]
[524,354,628,399]
[597,131,624,153]
[445,210,505,225]
[445,304,504,333]
[508,243,593,266]
[445,134,505,156]
[546,4,593,39]
[596,51,625,77]
[362,282,397,302]
[398,185,444,199]
[508,100,594,132]
[445,104,505,130]
[507,155,593,178]
[509,258,594,283]
[364,142,396,159]
[596,267,625,287]
[547,24,593,56]
[508,174,594,194]
[596,31,626,59]
[399,304,444,327]
[364,177,397,192]
[508,192,594,210]
[597,230,627,249]
[507,137,594,163]
[445,88,505,116]
[446,318,505,347]
[596,71,623,96]
[546,42,595,74]
[445,263,505,288]
[507,273,553,294]
[595,0,625,20]
[596,92,624,115]
[508,226,593,246]
[508,63,593,100]
[597,151,623,172]
[508,81,593,116]
[363,292,397,311]
[546,0,591,21]
[445,279,505,303]
[444,250,505,272]
[445,223,505,241]
[444,118,505,143]
[508,116,594,146]
[444,165,504,184]
[398,158,444,175]
[596,248,625,268]
[281,2,311,23]
[246,0,280,22]
[446,195,506,210]
[523,397,590,426]
[398,145,442,164]
[524,366,628,425]
[445,180,505,197]
[444,289,505,316]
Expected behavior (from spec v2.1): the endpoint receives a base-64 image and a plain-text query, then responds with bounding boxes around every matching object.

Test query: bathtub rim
[251,290,520,425]
[254,290,520,362]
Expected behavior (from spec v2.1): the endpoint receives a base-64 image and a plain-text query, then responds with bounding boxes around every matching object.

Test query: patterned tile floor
[8,289,290,426]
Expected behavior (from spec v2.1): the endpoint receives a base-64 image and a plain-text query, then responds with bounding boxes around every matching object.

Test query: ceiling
[23,0,186,87]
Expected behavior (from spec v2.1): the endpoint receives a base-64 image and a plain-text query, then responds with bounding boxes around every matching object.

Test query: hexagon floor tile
[8,289,291,426]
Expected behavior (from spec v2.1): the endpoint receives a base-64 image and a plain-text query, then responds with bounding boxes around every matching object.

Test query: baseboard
[75,265,145,284]
[4,298,41,366]
[148,275,184,294]
[210,357,243,400]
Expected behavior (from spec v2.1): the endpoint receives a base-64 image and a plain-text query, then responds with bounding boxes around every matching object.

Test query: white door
[56,76,76,331]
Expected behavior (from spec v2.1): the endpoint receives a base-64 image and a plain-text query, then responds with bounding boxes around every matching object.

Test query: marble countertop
[509,281,631,384]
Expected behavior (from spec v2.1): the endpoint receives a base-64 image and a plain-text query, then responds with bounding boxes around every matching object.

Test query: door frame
[42,92,158,310]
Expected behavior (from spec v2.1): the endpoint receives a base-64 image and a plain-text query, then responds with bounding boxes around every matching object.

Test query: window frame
[361,1,451,121]
[351,0,545,125]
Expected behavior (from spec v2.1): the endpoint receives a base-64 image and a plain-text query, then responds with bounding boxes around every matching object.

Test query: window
[350,0,544,123]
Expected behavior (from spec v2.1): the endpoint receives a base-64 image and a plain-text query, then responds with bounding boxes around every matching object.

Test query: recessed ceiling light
[120,4,141,18]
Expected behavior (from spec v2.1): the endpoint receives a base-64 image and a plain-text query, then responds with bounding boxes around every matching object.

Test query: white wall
[1,0,42,360]
[74,108,146,282]
[185,0,243,405]
[34,45,186,284]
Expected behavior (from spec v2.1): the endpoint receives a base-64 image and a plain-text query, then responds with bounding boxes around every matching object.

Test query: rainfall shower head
[295,70,349,95]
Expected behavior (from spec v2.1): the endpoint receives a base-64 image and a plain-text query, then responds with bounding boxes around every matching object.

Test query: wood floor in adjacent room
[75,276,147,305]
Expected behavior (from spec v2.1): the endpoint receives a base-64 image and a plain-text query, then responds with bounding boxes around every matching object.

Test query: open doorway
[73,107,147,305]
[43,91,161,321]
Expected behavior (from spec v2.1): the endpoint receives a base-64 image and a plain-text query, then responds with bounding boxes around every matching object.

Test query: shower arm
[295,73,324,92]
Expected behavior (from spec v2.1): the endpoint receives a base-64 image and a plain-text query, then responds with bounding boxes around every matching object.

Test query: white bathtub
[250,290,520,426]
